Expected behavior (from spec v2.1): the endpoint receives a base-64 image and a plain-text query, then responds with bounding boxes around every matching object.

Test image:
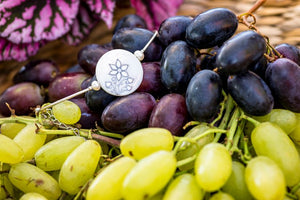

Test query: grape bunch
[0,0,300,199]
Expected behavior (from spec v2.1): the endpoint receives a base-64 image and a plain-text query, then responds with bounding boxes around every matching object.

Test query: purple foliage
[86,0,115,28]
[62,3,97,45]
[0,0,80,43]
[130,0,184,30]
[0,37,44,61]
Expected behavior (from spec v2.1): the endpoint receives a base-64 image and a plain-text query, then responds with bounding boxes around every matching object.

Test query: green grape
[194,143,232,192]
[289,113,300,145]
[251,122,300,186]
[86,156,136,200]
[52,100,81,125]
[162,173,204,200]
[268,109,297,134]
[176,124,214,171]
[0,173,14,200]
[19,192,48,200]
[59,139,102,195]
[222,161,253,200]
[8,163,61,200]
[245,156,286,200]
[34,136,85,171]
[209,192,235,200]
[0,122,26,139]
[122,150,177,200]
[13,123,47,161]
[120,128,174,160]
[0,134,24,164]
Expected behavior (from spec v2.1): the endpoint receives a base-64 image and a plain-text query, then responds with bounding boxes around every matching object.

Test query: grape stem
[0,115,37,125]
[225,107,241,150]
[240,111,261,127]
[36,126,121,147]
[210,90,227,127]
[176,154,197,168]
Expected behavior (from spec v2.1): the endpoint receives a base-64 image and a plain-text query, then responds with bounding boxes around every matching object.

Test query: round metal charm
[95,49,144,96]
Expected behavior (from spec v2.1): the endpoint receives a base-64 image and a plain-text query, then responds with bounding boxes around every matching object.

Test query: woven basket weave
[0,0,299,93]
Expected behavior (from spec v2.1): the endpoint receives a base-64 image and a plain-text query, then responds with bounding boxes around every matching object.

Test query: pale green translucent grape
[122,150,177,200]
[0,122,26,139]
[13,123,47,161]
[222,161,253,200]
[209,192,235,200]
[0,134,24,164]
[289,113,300,145]
[120,128,174,160]
[59,140,102,195]
[245,156,286,200]
[8,163,61,200]
[0,173,14,200]
[86,156,136,200]
[194,143,232,192]
[34,136,85,171]
[268,109,297,134]
[162,173,204,200]
[176,124,214,171]
[251,122,300,186]
[19,192,48,200]
[52,100,81,125]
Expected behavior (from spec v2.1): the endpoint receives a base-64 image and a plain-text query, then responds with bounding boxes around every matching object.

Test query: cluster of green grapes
[1,94,300,200]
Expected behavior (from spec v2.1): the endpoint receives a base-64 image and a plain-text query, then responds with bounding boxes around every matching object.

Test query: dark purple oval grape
[0,82,44,116]
[227,71,274,116]
[265,58,300,112]
[148,93,188,136]
[13,60,59,86]
[216,30,267,75]
[136,62,167,97]
[77,44,109,75]
[275,43,300,66]
[101,92,156,134]
[70,98,101,129]
[85,76,117,114]
[160,40,197,93]
[47,72,91,102]
[158,16,193,46]
[248,56,268,79]
[185,8,238,49]
[112,28,163,62]
[113,14,147,34]
[186,70,223,122]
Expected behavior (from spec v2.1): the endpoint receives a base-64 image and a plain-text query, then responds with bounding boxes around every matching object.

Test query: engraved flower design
[109,59,129,81]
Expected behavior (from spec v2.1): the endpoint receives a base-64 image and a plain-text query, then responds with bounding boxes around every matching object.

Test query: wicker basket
[0,0,299,93]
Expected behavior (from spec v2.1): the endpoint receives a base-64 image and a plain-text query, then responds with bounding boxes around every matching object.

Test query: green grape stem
[176,154,198,168]
[226,107,241,150]
[210,90,228,127]
[240,111,261,127]
[0,115,37,125]
[37,127,121,147]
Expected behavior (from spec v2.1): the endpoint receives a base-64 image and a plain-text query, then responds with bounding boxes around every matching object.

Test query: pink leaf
[0,0,80,44]
[130,0,184,30]
[0,37,45,61]
[62,3,98,45]
[86,0,116,28]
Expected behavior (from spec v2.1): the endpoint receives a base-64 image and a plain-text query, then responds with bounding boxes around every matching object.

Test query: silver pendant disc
[95,49,143,96]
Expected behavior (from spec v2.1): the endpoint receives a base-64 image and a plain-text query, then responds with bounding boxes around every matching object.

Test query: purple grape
[227,71,274,116]
[77,44,110,75]
[13,60,59,86]
[70,98,101,129]
[216,30,266,75]
[186,8,238,49]
[158,16,193,46]
[47,72,91,102]
[265,58,300,112]
[113,14,147,34]
[112,28,163,62]
[186,70,223,122]
[136,62,167,97]
[148,93,188,136]
[101,92,156,134]
[275,43,300,66]
[0,82,44,116]
[248,56,268,80]
[160,40,197,93]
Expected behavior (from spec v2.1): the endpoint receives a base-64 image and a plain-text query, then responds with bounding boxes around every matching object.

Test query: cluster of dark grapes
[0,8,299,137]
